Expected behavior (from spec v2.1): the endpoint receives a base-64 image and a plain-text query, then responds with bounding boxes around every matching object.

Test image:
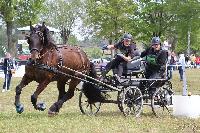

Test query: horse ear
[42,22,45,27]
[30,21,34,31]
[41,22,46,32]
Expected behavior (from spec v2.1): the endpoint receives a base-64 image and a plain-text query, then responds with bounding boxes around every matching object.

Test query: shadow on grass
[0,112,48,120]
[96,110,123,117]
[0,109,174,122]
[140,112,155,118]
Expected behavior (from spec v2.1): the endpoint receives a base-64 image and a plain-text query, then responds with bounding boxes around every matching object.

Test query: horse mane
[34,23,55,46]
[43,26,55,46]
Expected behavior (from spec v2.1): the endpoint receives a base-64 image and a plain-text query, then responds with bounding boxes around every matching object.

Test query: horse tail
[82,61,105,103]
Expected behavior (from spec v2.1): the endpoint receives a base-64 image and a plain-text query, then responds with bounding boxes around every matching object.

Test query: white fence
[0,65,25,78]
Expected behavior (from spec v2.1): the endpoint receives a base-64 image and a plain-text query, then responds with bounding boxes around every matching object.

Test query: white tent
[17,24,62,44]
[17,24,60,33]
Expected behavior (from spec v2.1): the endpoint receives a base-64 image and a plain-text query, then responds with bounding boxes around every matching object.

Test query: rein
[34,63,120,91]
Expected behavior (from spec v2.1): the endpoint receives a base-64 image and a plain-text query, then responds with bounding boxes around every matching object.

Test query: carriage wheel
[117,90,124,112]
[151,85,173,117]
[121,86,143,117]
[79,91,101,115]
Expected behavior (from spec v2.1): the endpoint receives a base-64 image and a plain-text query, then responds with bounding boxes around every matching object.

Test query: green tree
[134,0,200,53]
[167,0,200,54]
[84,47,102,59]
[67,35,79,46]
[134,0,176,43]
[0,0,45,54]
[84,0,137,43]
[41,0,83,44]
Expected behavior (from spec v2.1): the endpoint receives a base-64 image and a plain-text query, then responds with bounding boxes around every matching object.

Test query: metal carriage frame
[79,73,144,117]
[79,58,174,117]
[79,72,173,118]
[79,57,146,117]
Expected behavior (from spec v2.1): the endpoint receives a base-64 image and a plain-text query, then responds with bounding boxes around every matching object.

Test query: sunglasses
[152,43,160,46]
[124,39,131,42]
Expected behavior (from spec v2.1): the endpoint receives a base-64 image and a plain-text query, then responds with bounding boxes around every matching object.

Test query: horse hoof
[16,104,24,114]
[48,110,58,117]
[37,102,46,111]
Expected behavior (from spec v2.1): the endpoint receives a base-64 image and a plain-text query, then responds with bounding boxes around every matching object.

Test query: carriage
[14,22,173,117]
[79,55,173,117]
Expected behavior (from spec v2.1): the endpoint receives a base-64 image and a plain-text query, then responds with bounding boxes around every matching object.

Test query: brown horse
[14,22,94,116]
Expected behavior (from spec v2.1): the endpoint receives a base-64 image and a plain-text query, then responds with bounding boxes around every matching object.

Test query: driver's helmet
[123,33,132,41]
[151,37,161,45]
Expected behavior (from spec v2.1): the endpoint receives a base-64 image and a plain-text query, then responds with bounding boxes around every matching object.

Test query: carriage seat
[113,58,144,76]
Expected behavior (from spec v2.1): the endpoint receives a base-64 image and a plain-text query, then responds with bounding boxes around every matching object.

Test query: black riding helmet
[123,33,132,41]
[151,37,161,45]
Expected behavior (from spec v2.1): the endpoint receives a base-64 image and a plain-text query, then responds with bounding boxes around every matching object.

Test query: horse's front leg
[31,80,50,111]
[15,74,33,114]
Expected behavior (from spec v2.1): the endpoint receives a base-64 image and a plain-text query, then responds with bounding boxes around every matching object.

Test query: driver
[139,37,174,96]
[101,33,139,82]
[141,37,168,79]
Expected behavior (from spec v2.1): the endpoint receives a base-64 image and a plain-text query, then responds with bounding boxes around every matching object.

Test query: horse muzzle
[30,49,40,60]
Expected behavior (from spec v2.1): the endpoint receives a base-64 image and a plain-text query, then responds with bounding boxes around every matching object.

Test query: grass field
[0,69,200,133]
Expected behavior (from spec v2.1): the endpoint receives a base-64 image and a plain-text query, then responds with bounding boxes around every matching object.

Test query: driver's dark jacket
[114,41,137,58]
[102,41,138,77]
[141,47,168,78]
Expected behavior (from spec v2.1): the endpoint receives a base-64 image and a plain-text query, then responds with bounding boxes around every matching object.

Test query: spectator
[185,54,190,64]
[167,51,177,79]
[2,52,15,92]
[178,54,185,81]
[190,54,196,68]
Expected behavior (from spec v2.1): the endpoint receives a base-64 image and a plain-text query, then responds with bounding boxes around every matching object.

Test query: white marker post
[173,54,200,118]
[181,56,187,96]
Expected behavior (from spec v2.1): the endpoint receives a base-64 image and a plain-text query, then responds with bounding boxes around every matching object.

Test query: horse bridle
[29,30,44,53]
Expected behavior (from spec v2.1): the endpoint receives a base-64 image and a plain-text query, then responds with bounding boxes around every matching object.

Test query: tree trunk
[61,28,71,44]
[6,21,13,52]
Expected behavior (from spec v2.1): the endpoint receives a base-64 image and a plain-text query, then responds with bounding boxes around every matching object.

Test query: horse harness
[29,26,90,79]
[36,45,89,74]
